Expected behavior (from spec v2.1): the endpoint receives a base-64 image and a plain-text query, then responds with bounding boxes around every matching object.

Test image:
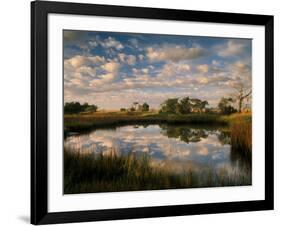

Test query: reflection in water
[64,124,251,182]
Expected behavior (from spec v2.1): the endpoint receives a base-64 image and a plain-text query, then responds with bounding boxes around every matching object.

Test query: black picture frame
[31,0,274,224]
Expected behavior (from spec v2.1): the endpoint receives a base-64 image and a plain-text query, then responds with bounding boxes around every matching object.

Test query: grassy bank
[64,112,227,133]
[64,148,251,194]
[64,111,252,157]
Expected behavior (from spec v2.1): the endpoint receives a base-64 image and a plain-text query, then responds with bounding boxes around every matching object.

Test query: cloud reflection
[65,125,233,173]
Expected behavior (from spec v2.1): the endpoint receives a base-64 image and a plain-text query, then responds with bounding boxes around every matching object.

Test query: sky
[63,30,252,109]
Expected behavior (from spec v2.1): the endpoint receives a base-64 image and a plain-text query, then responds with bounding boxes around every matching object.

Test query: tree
[200,100,209,110]
[160,98,178,113]
[142,102,149,112]
[190,98,209,113]
[85,105,98,112]
[120,108,126,112]
[82,102,89,109]
[64,102,82,114]
[176,97,191,114]
[218,97,237,115]
[64,102,98,114]
[234,85,252,113]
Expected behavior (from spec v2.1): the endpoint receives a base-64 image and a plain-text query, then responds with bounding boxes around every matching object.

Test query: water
[64,124,251,181]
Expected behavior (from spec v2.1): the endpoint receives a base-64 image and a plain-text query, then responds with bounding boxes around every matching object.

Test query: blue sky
[64,30,252,109]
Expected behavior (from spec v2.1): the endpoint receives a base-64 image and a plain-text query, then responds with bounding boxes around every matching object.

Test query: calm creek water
[64,124,251,181]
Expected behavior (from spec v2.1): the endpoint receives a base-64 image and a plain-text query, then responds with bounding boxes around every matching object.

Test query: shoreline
[64,112,233,133]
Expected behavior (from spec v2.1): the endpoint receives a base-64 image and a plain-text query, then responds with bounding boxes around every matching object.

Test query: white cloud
[196,64,209,74]
[88,56,106,64]
[157,62,191,79]
[138,54,144,61]
[100,36,124,50]
[118,53,126,63]
[217,40,247,57]
[227,61,252,89]
[64,54,251,109]
[66,55,85,68]
[77,66,96,77]
[118,53,136,65]
[142,68,149,74]
[101,62,120,73]
[65,55,105,68]
[127,55,136,65]
[100,73,116,81]
[212,60,220,66]
[147,46,205,62]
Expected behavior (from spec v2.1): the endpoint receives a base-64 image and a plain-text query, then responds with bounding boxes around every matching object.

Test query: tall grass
[64,112,252,193]
[64,148,251,194]
[230,121,252,159]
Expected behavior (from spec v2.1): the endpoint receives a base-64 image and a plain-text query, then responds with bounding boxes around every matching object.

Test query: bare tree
[234,85,252,113]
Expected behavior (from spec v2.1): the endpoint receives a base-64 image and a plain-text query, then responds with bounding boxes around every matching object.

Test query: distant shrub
[64,102,98,114]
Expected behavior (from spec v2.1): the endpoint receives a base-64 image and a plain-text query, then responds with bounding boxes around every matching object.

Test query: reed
[230,119,252,158]
[64,148,251,194]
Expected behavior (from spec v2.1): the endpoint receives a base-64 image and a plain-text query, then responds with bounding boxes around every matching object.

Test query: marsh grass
[63,112,252,194]
[64,148,251,194]
[230,124,252,163]
[227,113,252,159]
[64,112,226,133]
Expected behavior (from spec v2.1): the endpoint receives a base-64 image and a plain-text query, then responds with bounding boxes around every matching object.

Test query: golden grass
[229,117,252,156]
[64,148,251,194]
[64,112,226,133]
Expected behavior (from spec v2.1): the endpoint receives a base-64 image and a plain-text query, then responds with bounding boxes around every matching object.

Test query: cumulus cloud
[127,55,136,65]
[196,64,209,74]
[101,62,120,73]
[147,46,205,62]
[118,53,126,63]
[138,54,145,61]
[63,31,252,109]
[231,61,251,74]
[212,60,220,66]
[227,61,252,89]
[118,53,136,65]
[65,55,105,68]
[64,56,251,108]
[100,37,124,50]
[217,40,248,57]
[157,62,191,79]
[142,68,149,74]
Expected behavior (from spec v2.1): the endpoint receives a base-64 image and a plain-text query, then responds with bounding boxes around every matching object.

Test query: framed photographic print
[31,0,274,224]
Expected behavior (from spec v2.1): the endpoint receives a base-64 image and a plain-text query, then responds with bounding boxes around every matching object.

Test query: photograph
[63,30,252,194]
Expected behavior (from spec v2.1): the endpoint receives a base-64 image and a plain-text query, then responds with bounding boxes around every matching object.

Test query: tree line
[120,102,150,112]
[159,97,208,114]
[64,102,98,114]
[159,95,248,115]
[64,91,250,115]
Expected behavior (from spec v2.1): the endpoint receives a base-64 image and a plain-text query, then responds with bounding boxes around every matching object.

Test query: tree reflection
[160,124,251,172]
[159,125,208,144]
